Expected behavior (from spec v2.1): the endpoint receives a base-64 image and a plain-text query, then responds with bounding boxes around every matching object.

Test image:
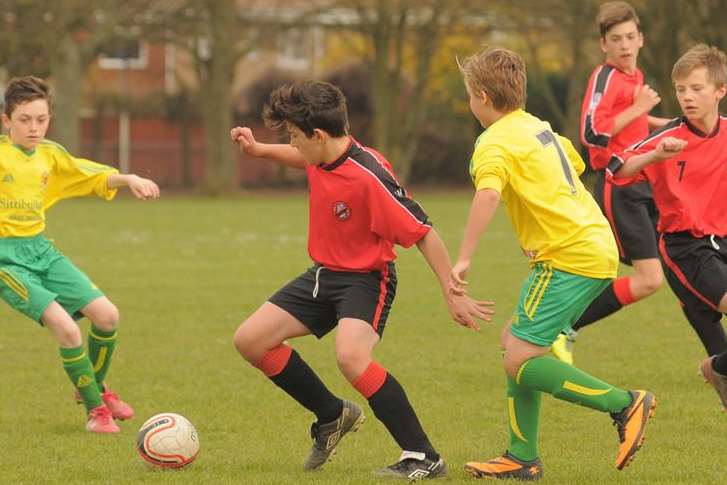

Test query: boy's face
[674,66,726,126]
[466,84,490,128]
[1,99,51,150]
[286,122,324,165]
[600,20,643,73]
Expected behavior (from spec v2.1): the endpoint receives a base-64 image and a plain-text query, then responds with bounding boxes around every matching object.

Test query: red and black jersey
[607,115,727,237]
[581,64,649,170]
[305,138,431,271]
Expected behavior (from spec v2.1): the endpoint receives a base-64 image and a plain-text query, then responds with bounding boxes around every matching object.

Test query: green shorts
[0,235,104,324]
[511,262,611,347]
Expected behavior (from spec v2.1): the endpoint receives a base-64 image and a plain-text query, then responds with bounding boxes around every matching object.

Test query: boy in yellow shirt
[450,48,655,480]
[1,76,159,433]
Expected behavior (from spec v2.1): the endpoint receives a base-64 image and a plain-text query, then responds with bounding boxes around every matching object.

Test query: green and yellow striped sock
[88,326,117,389]
[60,346,102,412]
[517,356,631,413]
[507,376,542,461]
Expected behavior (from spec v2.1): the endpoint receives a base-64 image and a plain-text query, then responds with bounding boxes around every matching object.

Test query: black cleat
[375,451,447,480]
[303,400,365,470]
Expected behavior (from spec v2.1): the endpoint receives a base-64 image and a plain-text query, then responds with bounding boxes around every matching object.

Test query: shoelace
[103,390,119,401]
[91,407,113,423]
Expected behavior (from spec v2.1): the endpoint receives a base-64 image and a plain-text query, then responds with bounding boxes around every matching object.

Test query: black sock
[269,350,343,423]
[572,284,623,331]
[682,305,727,357]
[713,350,727,375]
[367,373,438,461]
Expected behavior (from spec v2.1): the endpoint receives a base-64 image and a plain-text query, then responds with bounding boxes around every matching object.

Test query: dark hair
[597,1,641,38]
[3,76,51,117]
[262,80,349,137]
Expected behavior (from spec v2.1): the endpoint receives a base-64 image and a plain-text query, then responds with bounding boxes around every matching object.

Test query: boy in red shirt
[608,44,727,411]
[230,81,493,478]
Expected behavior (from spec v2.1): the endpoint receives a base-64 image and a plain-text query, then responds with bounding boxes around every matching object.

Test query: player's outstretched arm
[613,136,688,178]
[450,189,500,295]
[416,228,495,331]
[230,126,306,169]
[107,174,160,200]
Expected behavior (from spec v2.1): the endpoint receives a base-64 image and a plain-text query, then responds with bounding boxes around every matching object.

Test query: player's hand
[230,126,263,156]
[446,293,495,331]
[633,84,661,114]
[127,175,160,200]
[449,260,470,296]
[654,136,687,160]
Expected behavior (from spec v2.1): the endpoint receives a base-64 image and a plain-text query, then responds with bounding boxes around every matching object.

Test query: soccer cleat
[101,386,135,420]
[86,405,120,433]
[550,329,576,365]
[303,400,365,471]
[700,356,727,411]
[464,452,542,481]
[76,384,134,420]
[375,451,447,480]
[611,390,656,470]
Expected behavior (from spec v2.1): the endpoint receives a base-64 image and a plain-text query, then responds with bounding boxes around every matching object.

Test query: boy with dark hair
[230,80,493,479]
[0,76,160,433]
[451,47,655,481]
[552,0,672,363]
[607,44,727,410]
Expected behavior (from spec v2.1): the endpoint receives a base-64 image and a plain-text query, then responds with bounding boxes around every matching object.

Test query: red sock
[353,361,387,399]
[254,344,292,377]
[613,277,636,305]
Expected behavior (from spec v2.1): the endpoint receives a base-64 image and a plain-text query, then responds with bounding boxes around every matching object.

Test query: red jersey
[607,116,727,237]
[306,139,431,271]
[581,64,649,170]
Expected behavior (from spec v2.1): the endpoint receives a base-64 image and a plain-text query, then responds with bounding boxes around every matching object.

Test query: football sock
[516,356,632,413]
[256,344,342,423]
[682,305,727,356]
[507,376,542,462]
[88,325,117,388]
[572,277,634,331]
[354,361,438,461]
[60,346,103,412]
[712,351,727,375]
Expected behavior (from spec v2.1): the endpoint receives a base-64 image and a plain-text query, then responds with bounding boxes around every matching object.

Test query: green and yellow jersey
[0,135,118,237]
[470,109,617,279]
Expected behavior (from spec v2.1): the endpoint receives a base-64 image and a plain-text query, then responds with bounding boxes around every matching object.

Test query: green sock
[507,376,542,461]
[88,325,117,388]
[60,346,102,412]
[516,356,631,413]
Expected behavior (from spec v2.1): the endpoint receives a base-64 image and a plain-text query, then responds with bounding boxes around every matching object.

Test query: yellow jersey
[470,109,617,279]
[0,135,118,237]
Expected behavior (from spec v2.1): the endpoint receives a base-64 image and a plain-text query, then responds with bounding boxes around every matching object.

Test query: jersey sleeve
[470,141,510,193]
[45,144,119,207]
[367,176,431,248]
[557,134,586,176]
[581,66,619,148]
[605,135,658,186]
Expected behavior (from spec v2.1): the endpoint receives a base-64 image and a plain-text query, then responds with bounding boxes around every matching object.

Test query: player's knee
[91,303,120,331]
[637,271,663,296]
[335,345,368,379]
[55,322,83,347]
[502,352,524,379]
[232,324,257,362]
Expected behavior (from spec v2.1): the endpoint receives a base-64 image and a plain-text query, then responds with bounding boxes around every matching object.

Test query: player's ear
[1,113,9,129]
[312,128,327,142]
[716,83,727,101]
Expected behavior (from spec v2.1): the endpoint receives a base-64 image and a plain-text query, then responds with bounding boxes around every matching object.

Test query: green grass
[0,192,722,484]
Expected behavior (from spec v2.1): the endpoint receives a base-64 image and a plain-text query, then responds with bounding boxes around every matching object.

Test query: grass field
[0,192,723,484]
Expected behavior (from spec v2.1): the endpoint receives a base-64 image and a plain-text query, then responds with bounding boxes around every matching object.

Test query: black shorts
[269,263,397,339]
[594,170,660,265]
[659,232,727,313]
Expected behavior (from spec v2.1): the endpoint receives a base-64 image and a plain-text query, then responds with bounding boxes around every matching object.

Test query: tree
[320,0,485,183]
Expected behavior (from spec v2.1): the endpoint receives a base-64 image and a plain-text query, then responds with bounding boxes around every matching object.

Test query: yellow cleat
[550,330,576,365]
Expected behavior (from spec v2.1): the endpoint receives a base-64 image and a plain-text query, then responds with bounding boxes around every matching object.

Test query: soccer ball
[136,413,200,468]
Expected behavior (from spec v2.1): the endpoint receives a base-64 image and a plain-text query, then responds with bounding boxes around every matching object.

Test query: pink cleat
[86,405,120,433]
[101,385,135,421]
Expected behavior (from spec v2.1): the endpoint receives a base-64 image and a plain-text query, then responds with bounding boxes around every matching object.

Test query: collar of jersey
[683,116,721,138]
[320,137,355,171]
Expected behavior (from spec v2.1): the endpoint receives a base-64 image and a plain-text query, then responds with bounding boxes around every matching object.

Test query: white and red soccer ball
[136,413,199,468]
